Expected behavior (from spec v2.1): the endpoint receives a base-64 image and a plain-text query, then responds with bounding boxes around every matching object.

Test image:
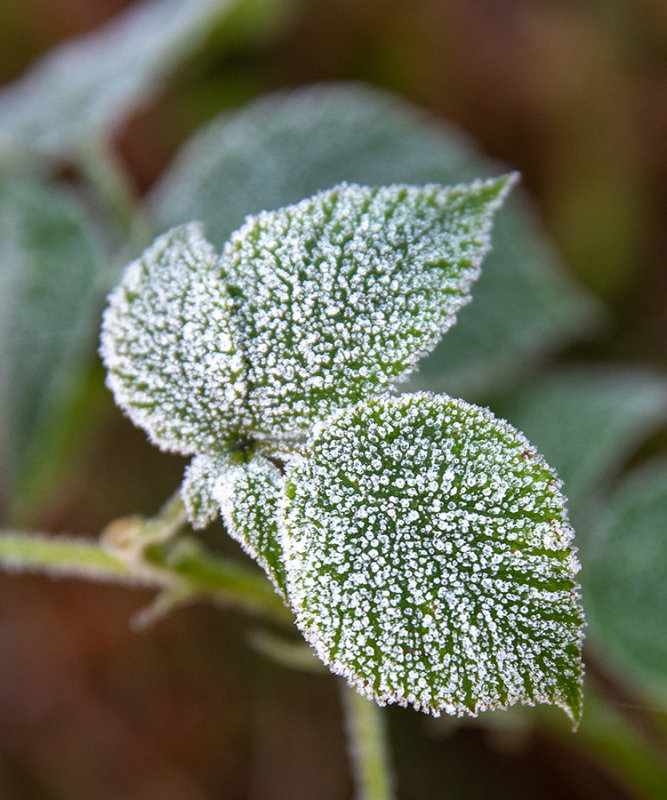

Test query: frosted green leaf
[494,367,667,525]
[100,223,248,455]
[0,0,238,161]
[0,176,106,504]
[283,394,584,723]
[585,461,667,703]
[211,451,288,599]
[151,83,601,395]
[181,450,288,596]
[223,177,516,437]
[181,453,224,530]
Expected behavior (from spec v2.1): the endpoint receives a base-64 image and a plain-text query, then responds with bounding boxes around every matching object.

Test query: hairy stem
[342,684,395,800]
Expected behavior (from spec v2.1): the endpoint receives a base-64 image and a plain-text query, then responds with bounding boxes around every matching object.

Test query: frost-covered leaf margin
[282,394,585,724]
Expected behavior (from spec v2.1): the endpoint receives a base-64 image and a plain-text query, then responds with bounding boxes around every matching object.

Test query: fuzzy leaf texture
[222,176,516,437]
[101,177,515,449]
[283,394,585,724]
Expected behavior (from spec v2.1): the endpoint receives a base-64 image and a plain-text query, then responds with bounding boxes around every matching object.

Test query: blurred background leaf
[0,0,291,163]
[585,460,667,707]
[493,367,667,527]
[0,175,107,523]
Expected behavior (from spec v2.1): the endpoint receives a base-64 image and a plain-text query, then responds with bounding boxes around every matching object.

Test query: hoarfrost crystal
[283,394,585,723]
[100,223,248,454]
[221,176,516,436]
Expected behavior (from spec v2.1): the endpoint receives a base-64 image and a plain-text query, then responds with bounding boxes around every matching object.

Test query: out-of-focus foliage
[0,0,666,798]
[494,367,667,526]
[0,0,247,162]
[0,176,107,510]
[586,460,667,705]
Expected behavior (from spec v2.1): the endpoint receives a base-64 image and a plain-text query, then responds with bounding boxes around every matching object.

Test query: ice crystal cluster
[101,174,585,723]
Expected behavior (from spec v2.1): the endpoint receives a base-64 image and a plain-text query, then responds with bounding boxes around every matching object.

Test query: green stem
[341,684,395,800]
[159,538,292,624]
[0,529,291,626]
[0,531,155,584]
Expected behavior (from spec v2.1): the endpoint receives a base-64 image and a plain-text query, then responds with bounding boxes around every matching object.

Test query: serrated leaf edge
[279,391,585,726]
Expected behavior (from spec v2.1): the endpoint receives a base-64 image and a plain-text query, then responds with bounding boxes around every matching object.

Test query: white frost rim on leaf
[280,392,585,725]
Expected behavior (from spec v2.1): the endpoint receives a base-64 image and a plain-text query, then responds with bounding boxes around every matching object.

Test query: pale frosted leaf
[0,0,236,160]
[283,394,584,723]
[223,178,515,437]
[494,367,667,525]
[100,223,248,455]
[181,453,223,529]
[208,451,288,598]
[151,83,600,394]
[585,461,667,702]
[0,176,106,502]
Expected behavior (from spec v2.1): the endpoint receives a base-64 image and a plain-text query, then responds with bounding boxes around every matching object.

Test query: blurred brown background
[0,1,666,797]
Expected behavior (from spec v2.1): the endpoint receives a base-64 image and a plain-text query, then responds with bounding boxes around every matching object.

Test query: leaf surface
[151,83,601,394]
[100,223,248,455]
[223,178,514,436]
[181,449,287,596]
[0,0,237,160]
[283,394,585,723]
[211,452,288,598]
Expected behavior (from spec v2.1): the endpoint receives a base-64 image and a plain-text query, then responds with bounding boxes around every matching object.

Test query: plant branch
[0,531,156,584]
[341,684,395,800]
[0,511,291,627]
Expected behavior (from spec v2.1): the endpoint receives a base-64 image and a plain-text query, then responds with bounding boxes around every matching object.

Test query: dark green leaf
[283,394,584,723]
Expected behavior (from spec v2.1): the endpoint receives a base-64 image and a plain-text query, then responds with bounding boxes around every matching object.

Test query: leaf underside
[283,394,585,723]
